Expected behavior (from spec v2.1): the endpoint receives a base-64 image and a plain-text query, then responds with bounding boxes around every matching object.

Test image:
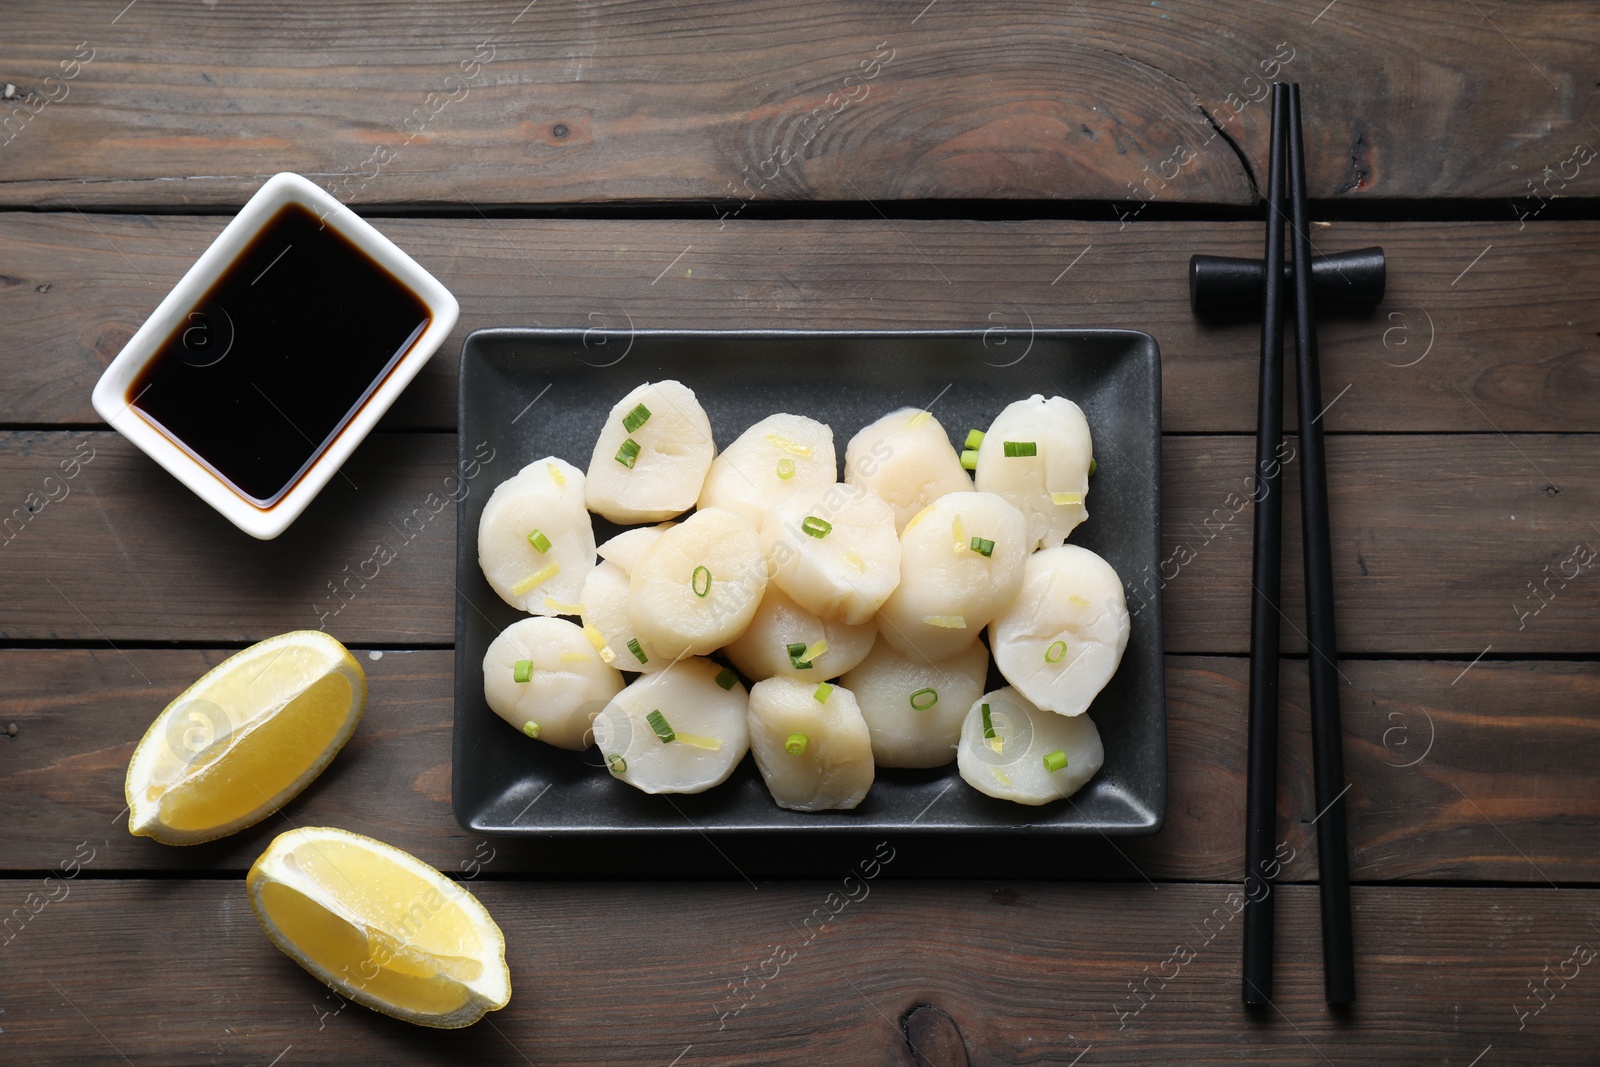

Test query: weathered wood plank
[3,649,1594,883]
[2,431,1595,653]
[4,214,1597,434]
[2,1,1597,207]
[0,431,461,645]
[2,880,1595,1064]
[1157,433,1600,656]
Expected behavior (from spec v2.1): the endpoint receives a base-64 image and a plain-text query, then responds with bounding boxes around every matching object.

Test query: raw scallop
[629,507,767,659]
[973,395,1093,549]
[759,482,900,625]
[844,407,973,532]
[722,583,877,682]
[841,637,989,768]
[955,686,1104,804]
[593,658,749,793]
[478,457,595,614]
[482,616,624,749]
[699,413,836,528]
[875,491,1027,663]
[585,380,716,523]
[746,677,874,811]
[987,545,1129,717]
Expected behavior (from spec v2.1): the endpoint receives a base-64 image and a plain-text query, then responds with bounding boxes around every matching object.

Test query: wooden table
[4,2,1598,1063]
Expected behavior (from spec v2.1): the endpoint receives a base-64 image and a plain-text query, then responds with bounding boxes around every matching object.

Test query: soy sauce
[128,202,430,506]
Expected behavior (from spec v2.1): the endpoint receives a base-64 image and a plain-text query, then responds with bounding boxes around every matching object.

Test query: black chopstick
[1242,81,1290,1008]
[1287,83,1356,1007]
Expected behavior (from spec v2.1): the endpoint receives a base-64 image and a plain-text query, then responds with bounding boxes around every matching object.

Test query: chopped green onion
[512,660,533,683]
[1003,440,1037,458]
[787,641,813,670]
[993,767,1012,786]
[1043,749,1068,772]
[607,753,627,774]
[801,516,832,539]
[522,720,541,739]
[785,732,809,756]
[959,449,979,471]
[910,687,938,710]
[970,536,995,557]
[923,614,966,629]
[1045,640,1068,663]
[691,565,712,597]
[802,638,828,663]
[964,429,985,450]
[526,529,552,554]
[615,438,641,468]
[622,403,652,433]
[1051,491,1083,506]
[776,457,796,480]
[951,515,966,553]
[627,638,649,664]
[647,709,676,744]
[1089,457,1098,476]
[715,667,738,691]
[983,702,1005,754]
[546,461,567,486]
[813,683,833,704]
[676,732,723,751]
[544,597,584,614]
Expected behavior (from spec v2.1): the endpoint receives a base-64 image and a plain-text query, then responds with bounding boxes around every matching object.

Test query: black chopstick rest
[1188,247,1385,314]
[1287,83,1356,1008]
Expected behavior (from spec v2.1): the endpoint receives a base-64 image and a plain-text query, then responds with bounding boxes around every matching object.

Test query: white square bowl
[90,172,459,540]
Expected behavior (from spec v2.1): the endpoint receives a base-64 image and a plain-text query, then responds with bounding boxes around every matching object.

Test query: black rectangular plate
[454,329,1165,852]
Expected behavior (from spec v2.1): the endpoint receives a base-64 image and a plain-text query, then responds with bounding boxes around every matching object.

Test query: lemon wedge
[247,827,511,1028]
[124,630,367,845]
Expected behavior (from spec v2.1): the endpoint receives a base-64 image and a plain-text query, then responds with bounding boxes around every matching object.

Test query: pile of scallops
[479,381,1130,810]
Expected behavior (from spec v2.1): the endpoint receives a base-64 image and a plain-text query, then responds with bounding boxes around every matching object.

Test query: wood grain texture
[0,431,461,645]
[2,1,1597,208]
[2,880,1596,1065]
[3,3,1596,1062]
[4,214,1598,434]
[3,649,1595,882]
[2,431,1596,653]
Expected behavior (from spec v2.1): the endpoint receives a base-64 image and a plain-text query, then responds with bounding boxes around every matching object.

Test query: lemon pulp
[125,631,366,844]
[248,827,511,1028]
